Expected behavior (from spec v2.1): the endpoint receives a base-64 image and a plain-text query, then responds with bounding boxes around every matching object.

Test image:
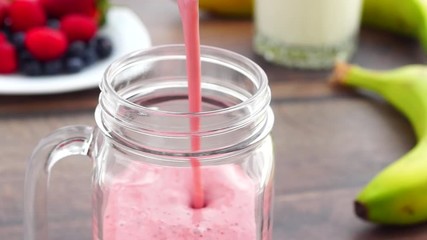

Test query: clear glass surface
[24,45,275,240]
[254,32,357,69]
[254,0,363,69]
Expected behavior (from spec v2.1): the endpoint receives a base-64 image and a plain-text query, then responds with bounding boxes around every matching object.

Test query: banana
[198,0,252,17]
[362,0,427,52]
[330,63,427,225]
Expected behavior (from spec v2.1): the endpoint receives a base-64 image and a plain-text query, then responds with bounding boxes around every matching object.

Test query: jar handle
[24,125,94,240]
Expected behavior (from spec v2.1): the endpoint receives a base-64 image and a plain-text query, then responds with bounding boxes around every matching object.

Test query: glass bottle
[24,45,275,240]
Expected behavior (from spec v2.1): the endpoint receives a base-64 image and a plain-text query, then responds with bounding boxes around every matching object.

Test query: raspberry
[0,42,17,74]
[25,27,68,61]
[0,32,7,43]
[40,0,96,18]
[60,14,98,42]
[0,0,10,28]
[9,0,46,32]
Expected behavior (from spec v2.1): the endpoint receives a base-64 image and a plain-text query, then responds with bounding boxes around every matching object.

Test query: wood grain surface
[1,0,426,239]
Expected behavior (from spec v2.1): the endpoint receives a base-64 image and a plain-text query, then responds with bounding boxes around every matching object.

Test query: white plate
[0,6,151,95]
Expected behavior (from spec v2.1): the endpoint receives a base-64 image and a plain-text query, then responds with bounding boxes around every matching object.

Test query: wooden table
[1,1,426,239]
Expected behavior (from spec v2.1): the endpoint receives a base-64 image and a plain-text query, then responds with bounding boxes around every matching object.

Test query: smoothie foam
[102,163,257,239]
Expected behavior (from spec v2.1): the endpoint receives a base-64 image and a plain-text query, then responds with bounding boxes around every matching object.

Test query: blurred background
[1,0,427,239]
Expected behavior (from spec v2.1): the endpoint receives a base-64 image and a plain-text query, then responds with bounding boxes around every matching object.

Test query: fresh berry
[40,0,96,19]
[21,59,42,76]
[67,41,85,58]
[18,49,34,63]
[25,27,68,61]
[9,0,46,32]
[1,24,13,39]
[0,0,10,28]
[0,0,112,76]
[0,32,7,43]
[44,59,62,75]
[0,42,17,74]
[65,57,84,73]
[95,36,112,59]
[83,48,97,65]
[60,14,97,42]
[46,19,60,29]
[11,32,25,50]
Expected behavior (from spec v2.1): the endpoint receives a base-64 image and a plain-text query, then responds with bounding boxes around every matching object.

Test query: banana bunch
[362,0,427,52]
[331,0,427,226]
[330,63,427,225]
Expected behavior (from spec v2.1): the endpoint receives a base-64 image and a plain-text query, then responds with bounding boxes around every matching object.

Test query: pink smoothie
[102,163,257,239]
[99,0,259,239]
[178,0,204,208]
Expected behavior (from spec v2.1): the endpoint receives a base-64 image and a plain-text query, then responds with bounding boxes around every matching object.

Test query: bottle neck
[94,45,274,157]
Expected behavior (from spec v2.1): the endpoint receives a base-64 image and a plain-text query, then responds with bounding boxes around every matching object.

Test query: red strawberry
[9,0,46,32]
[60,14,97,42]
[0,32,7,43]
[0,0,10,28]
[0,42,17,74]
[25,27,68,61]
[40,0,96,18]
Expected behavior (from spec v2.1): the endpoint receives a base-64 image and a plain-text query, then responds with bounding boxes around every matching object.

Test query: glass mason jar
[254,0,363,69]
[24,45,275,240]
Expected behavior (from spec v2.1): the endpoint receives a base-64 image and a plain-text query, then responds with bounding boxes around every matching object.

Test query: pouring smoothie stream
[103,0,256,238]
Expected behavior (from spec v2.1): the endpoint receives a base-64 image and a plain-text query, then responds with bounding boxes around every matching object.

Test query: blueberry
[1,28,12,40]
[83,49,97,65]
[12,32,26,50]
[87,37,97,50]
[47,19,61,29]
[65,57,84,73]
[67,41,86,58]
[95,36,113,59]
[21,61,43,76]
[44,60,63,75]
[1,20,12,38]
[18,50,34,63]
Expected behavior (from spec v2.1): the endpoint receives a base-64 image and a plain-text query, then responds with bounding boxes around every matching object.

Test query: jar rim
[101,44,269,117]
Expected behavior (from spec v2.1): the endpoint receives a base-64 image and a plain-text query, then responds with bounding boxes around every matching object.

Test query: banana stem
[330,62,390,95]
[414,1,427,54]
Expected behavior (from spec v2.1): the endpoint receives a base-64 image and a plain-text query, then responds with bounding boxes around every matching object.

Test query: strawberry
[40,0,96,18]
[0,0,10,28]
[0,32,7,43]
[25,27,68,61]
[60,14,97,42]
[9,0,46,32]
[0,42,17,74]
[40,0,109,25]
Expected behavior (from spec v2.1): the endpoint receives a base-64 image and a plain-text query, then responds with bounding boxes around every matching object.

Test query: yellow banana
[362,0,427,52]
[198,0,252,17]
[330,63,427,225]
